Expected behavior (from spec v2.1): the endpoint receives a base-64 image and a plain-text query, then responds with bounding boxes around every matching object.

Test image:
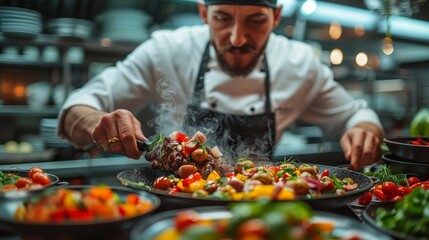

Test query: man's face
[198,3,282,76]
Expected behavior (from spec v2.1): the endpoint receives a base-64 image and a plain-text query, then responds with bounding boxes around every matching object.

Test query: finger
[350,132,365,170]
[340,133,353,161]
[91,124,109,152]
[101,113,125,155]
[117,114,141,159]
[361,135,380,166]
[132,117,147,141]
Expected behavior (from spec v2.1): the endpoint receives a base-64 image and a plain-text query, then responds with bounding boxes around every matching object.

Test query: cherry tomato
[407,176,420,186]
[28,167,44,179]
[31,172,51,186]
[15,177,33,189]
[357,191,373,206]
[381,181,399,197]
[174,210,199,232]
[397,186,412,196]
[320,169,330,178]
[410,181,429,190]
[153,176,171,190]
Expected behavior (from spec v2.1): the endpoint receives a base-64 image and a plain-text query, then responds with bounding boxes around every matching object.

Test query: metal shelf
[0,105,58,117]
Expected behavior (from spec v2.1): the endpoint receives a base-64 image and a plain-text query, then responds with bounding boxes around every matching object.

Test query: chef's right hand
[91,109,147,159]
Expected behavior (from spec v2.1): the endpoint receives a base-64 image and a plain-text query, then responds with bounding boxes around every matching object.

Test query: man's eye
[215,15,232,23]
[248,16,267,25]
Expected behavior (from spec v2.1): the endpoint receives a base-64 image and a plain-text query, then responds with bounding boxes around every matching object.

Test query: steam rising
[146,76,274,163]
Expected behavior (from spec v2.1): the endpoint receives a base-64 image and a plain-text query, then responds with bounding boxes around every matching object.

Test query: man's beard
[213,42,264,77]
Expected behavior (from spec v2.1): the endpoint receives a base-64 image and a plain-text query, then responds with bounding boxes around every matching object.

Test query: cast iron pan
[362,202,423,240]
[384,137,429,164]
[117,163,373,210]
[0,169,59,199]
[130,205,392,240]
[0,185,160,239]
[382,154,429,180]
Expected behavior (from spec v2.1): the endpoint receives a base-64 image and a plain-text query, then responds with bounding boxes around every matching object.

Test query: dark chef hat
[204,0,277,8]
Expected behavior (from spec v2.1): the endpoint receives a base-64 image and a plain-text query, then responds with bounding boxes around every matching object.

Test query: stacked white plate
[39,118,71,148]
[0,6,43,38]
[97,8,151,42]
[46,18,95,40]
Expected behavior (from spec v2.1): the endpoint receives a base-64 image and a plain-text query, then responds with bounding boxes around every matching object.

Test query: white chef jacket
[58,25,382,144]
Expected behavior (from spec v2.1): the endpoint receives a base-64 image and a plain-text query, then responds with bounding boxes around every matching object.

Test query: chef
[58,0,384,170]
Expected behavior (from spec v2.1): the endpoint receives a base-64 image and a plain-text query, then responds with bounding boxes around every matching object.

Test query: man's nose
[230,23,247,47]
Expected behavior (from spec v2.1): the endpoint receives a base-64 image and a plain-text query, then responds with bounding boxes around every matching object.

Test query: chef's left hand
[340,122,384,170]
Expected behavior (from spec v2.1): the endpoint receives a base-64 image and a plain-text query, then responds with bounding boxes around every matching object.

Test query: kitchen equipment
[46,18,95,40]
[0,6,42,38]
[0,185,160,239]
[382,153,429,180]
[362,201,420,240]
[117,163,373,210]
[130,205,392,240]
[384,137,429,164]
[0,169,59,199]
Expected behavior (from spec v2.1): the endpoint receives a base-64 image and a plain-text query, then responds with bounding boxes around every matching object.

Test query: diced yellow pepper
[276,188,295,200]
[231,192,245,201]
[177,179,206,193]
[235,173,248,182]
[206,170,221,182]
[246,185,275,199]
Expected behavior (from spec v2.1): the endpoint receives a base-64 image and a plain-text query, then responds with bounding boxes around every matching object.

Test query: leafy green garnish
[365,164,408,186]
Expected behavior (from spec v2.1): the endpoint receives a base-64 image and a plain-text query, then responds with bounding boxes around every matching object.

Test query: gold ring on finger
[108,137,120,144]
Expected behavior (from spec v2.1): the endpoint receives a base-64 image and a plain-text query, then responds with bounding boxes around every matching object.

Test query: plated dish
[363,187,429,240]
[0,185,160,238]
[0,168,59,199]
[117,162,373,210]
[130,201,392,240]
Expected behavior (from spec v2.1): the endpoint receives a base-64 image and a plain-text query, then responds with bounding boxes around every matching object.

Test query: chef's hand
[91,109,147,159]
[340,122,384,170]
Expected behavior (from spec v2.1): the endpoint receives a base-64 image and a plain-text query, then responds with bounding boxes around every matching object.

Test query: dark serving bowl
[0,185,160,239]
[0,169,59,199]
[130,205,392,240]
[384,137,429,164]
[117,163,373,211]
[382,154,429,180]
[363,202,425,240]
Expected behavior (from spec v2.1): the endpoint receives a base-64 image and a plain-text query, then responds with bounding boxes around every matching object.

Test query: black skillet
[0,169,59,199]
[117,162,373,211]
[384,137,429,164]
[0,185,160,239]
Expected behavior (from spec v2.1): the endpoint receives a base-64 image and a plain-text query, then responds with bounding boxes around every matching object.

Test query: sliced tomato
[67,209,95,222]
[357,191,373,206]
[373,185,389,201]
[410,181,429,190]
[170,131,190,143]
[397,186,412,196]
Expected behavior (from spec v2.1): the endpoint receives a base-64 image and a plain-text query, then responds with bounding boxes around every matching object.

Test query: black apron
[184,43,276,160]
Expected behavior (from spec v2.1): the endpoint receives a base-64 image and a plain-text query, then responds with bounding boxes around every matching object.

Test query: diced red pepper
[169,186,182,194]
[184,141,199,152]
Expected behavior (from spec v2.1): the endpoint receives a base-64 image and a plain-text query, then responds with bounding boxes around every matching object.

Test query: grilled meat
[145,137,234,178]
